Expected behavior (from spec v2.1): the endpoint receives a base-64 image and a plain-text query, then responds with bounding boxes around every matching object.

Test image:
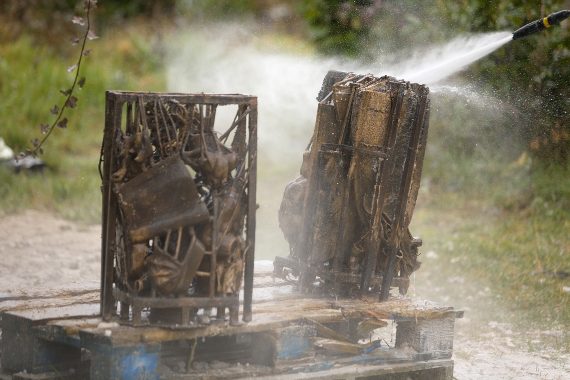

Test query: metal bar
[174,226,183,260]
[101,92,122,319]
[164,230,171,251]
[114,288,238,309]
[361,84,405,296]
[105,91,256,105]
[219,106,251,142]
[126,101,133,134]
[153,100,165,157]
[159,98,180,143]
[243,100,257,322]
[379,90,429,301]
[338,84,357,145]
[157,98,173,143]
[210,196,218,298]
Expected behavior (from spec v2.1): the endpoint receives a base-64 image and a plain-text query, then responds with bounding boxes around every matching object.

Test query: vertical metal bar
[100,93,112,317]
[153,100,165,157]
[243,99,257,322]
[210,196,218,298]
[379,90,429,301]
[126,102,133,134]
[361,84,405,296]
[338,84,357,146]
[101,92,122,319]
[174,226,183,260]
[333,146,354,293]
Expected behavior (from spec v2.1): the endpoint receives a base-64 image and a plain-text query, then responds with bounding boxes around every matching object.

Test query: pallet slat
[1,270,461,380]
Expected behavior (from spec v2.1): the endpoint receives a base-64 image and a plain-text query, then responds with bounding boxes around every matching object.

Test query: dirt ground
[0,211,568,379]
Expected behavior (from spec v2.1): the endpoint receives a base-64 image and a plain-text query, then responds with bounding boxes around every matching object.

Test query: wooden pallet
[1,268,462,380]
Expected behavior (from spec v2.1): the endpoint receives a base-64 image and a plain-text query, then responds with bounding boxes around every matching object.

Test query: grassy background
[0,25,165,222]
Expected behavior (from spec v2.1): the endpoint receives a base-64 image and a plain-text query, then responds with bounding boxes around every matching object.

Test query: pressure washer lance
[512,10,570,40]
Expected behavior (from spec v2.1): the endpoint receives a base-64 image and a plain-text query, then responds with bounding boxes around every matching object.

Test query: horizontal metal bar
[114,288,239,309]
[105,91,257,105]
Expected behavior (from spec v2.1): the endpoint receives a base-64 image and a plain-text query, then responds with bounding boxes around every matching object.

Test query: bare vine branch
[28,0,97,156]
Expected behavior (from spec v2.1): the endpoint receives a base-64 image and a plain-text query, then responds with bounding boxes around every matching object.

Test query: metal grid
[99,91,257,326]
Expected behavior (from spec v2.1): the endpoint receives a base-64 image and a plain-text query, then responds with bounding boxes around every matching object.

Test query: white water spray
[387,32,513,84]
[167,27,513,162]
[166,25,516,259]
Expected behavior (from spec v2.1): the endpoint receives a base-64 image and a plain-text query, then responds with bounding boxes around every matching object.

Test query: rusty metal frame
[275,72,429,301]
[100,91,257,326]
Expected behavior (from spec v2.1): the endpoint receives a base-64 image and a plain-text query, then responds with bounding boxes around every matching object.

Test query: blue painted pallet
[0,273,461,379]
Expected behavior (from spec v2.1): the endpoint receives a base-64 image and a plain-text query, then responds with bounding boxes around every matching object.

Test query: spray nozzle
[512,10,570,40]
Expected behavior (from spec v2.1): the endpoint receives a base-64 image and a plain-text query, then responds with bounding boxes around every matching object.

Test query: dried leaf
[39,123,50,134]
[50,105,59,115]
[87,30,99,41]
[78,77,86,88]
[60,88,72,96]
[71,16,85,26]
[82,49,91,57]
[67,64,77,73]
[71,37,80,46]
[66,96,78,109]
[57,118,68,129]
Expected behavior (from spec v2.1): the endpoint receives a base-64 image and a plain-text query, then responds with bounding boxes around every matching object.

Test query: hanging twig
[29,0,97,157]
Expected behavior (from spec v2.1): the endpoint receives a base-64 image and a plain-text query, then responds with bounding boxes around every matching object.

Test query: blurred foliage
[298,0,379,56]
[290,0,570,164]
[99,0,177,19]
[0,0,176,44]
[435,0,570,166]
[179,0,258,18]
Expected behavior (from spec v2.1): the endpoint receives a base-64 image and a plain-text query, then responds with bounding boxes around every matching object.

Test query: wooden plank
[1,312,86,375]
[0,281,459,380]
[76,295,460,346]
[262,358,453,380]
[0,291,99,314]
[4,303,99,322]
[178,358,453,379]
[0,280,99,301]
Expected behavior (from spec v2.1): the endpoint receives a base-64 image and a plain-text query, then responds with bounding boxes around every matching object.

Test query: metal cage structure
[276,72,429,300]
[99,91,257,326]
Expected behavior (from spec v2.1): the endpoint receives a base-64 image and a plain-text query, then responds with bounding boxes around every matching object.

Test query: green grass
[414,153,570,331]
[0,26,166,222]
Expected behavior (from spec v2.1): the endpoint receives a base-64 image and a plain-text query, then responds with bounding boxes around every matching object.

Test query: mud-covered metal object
[276,72,429,300]
[116,155,210,243]
[100,92,257,326]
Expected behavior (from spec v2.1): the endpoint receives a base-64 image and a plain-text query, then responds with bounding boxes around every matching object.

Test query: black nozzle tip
[512,9,570,40]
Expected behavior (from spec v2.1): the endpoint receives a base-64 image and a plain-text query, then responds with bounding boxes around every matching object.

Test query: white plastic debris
[0,138,14,160]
